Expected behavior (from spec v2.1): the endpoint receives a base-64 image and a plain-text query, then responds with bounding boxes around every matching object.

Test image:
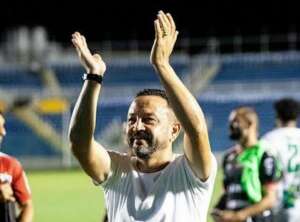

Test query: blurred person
[262,98,300,222]
[212,107,280,222]
[68,11,217,222]
[101,210,108,222]
[0,111,33,222]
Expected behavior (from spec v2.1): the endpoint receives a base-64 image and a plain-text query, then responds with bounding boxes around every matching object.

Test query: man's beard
[229,126,243,141]
[127,130,155,160]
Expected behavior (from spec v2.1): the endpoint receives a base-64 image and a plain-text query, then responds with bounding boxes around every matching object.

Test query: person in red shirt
[0,111,33,222]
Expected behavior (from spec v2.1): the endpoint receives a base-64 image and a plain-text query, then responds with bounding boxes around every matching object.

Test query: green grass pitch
[27,168,223,222]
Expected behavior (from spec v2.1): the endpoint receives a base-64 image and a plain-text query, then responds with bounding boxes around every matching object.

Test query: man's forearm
[68,33,111,182]
[154,62,206,136]
[18,201,33,222]
[69,81,101,148]
[238,192,275,219]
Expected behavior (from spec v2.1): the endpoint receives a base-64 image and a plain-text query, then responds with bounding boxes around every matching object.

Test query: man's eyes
[128,118,136,123]
[144,118,155,123]
[128,117,156,124]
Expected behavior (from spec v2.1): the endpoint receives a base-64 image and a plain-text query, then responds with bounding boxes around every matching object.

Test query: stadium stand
[1,52,300,168]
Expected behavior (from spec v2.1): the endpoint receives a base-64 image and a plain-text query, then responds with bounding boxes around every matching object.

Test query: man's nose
[134,119,145,131]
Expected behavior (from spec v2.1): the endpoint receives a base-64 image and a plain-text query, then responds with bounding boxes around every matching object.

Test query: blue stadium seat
[213,61,300,83]
[53,63,188,86]
[2,114,60,157]
[0,69,42,87]
[2,55,300,157]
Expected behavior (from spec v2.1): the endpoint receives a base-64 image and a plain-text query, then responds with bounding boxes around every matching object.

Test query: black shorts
[251,210,273,222]
[0,202,16,222]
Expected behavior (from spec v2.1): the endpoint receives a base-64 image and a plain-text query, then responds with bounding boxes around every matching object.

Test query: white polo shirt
[101,152,217,222]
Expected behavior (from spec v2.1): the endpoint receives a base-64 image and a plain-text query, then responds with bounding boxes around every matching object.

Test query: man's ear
[171,122,181,142]
[122,122,128,146]
[248,121,257,131]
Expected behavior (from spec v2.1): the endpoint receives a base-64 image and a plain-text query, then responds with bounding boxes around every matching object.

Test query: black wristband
[82,73,103,84]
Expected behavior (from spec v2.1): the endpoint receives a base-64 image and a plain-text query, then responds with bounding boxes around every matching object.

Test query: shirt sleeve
[96,151,129,188]
[11,160,31,205]
[182,153,218,189]
[259,152,280,185]
[261,135,280,158]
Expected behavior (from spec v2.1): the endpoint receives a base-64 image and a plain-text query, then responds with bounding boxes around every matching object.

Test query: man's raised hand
[150,11,179,66]
[71,32,106,76]
[0,182,15,203]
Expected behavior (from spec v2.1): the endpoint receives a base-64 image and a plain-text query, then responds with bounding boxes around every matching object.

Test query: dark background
[0,1,298,43]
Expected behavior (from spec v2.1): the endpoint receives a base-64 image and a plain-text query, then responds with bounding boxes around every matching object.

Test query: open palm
[150,11,178,66]
[72,32,106,76]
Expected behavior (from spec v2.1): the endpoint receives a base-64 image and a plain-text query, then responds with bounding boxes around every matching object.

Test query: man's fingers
[154,19,162,39]
[157,16,168,35]
[173,30,179,39]
[72,32,82,45]
[71,32,93,60]
[71,38,83,57]
[77,35,92,56]
[158,11,170,30]
[74,32,81,40]
[172,31,179,46]
[72,32,85,48]
[74,45,82,57]
[157,11,170,34]
[154,20,158,39]
[81,35,88,48]
[72,34,82,49]
[8,196,15,202]
[71,38,79,48]
[166,13,176,34]
[0,183,15,202]
[169,30,178,51]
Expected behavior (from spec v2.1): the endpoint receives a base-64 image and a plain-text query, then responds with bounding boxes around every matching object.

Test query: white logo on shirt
[0,173,12,183]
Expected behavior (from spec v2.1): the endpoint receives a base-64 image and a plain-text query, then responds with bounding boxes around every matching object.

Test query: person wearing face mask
[212,107,281,222]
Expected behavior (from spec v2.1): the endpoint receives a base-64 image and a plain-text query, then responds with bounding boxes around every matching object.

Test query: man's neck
[133,147,174,173]
[240,134,258,149]
[279,121,297,128]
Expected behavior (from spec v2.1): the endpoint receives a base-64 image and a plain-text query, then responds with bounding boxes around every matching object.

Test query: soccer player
[212,107,280,222]
[262,98,300,221]
[69,11,217,222]
[0,111,33,222]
